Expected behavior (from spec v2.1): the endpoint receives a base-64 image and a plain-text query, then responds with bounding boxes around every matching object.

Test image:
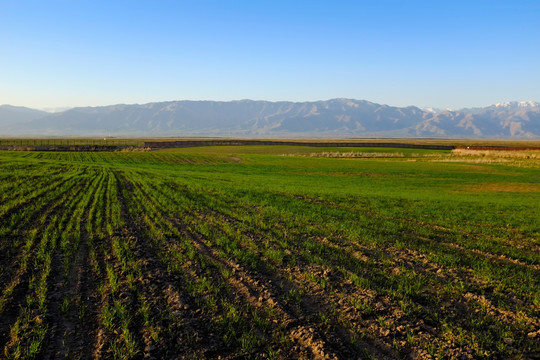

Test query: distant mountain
[0,105,49,127]
[458,101,540,115]
[492,101,540,110]
[420,107,451,113]
[40,107,73,113]
[418,101,540,137]
[2,99,540,138]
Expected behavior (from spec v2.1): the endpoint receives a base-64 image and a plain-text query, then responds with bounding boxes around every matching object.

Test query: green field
[1,145,539,359]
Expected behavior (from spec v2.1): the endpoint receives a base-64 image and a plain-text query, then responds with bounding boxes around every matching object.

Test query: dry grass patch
[431,149,540,168]
[451,149,540,159]
[456,182,540,193]
[282,151,405,158]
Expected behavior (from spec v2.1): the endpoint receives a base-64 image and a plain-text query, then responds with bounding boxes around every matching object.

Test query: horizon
[1,1,539,110]
[2,97,540,139]
[3,97,540,114]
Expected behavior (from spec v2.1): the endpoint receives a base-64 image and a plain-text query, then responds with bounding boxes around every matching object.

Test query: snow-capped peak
[494,101,539,109]
[420,107,453,113]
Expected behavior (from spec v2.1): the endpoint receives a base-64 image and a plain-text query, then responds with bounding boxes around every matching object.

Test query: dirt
[457,183,540,193]
[2,170,539,359]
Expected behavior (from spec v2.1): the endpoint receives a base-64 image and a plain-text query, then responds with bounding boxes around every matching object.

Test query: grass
[0,144,538,359]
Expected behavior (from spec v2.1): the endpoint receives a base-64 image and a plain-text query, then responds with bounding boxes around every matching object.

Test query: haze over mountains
[1,99,539,138]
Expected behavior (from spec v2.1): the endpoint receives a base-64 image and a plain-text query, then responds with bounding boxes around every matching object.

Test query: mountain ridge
[0,105,49,126]
[1,99,539,138]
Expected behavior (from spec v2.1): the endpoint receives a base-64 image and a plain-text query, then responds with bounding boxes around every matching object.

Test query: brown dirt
[3,170,539,360]
[457,183,540,193]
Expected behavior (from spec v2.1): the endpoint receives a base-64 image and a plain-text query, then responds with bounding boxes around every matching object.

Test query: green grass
[0,145,539,359]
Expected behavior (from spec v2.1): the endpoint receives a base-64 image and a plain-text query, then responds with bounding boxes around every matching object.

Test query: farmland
[0,144,539,359]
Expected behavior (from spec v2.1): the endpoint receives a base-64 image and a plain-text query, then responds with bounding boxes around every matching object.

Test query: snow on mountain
[493,101,540,109]
[1,99,539,138]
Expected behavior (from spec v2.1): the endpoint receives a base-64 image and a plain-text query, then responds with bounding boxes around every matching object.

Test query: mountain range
[1,99,539,138]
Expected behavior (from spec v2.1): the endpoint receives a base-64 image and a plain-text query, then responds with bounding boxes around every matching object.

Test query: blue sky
[1,0,539,109]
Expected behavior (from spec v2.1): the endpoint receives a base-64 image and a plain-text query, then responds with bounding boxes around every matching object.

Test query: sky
[1,0,539,110]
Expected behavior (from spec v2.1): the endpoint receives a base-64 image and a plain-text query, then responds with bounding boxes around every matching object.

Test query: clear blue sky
[1,0,539,109]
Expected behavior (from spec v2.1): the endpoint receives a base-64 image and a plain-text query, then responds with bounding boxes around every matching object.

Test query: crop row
[0,150,538,359]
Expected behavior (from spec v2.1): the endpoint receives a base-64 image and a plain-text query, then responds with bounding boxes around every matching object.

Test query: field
[0,144,539,359]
